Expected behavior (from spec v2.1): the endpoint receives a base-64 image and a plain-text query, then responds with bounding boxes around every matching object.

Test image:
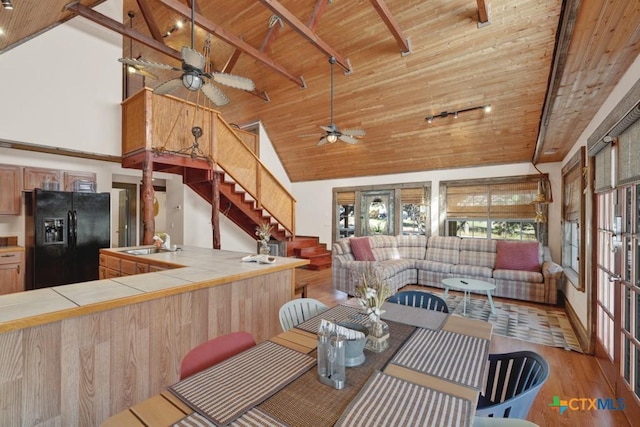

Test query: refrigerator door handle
[67,210,74,248]
[73,210,78,248]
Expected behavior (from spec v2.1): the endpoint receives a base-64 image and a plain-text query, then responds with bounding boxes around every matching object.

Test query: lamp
[426,104,491,123]
[2,0,13,10]
[182,72,203,91]
[327,134,338,143]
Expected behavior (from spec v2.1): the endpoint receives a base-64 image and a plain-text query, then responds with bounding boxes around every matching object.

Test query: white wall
[0,1,123,156]
[561,52,640,330]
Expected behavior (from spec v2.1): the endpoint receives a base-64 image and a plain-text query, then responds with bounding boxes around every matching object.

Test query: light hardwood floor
[295,267,631,426]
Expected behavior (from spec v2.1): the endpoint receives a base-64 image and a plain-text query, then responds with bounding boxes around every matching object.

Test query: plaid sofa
[332,235,563,305]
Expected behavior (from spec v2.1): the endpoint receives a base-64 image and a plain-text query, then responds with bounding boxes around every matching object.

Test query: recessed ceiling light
[543,148,557,155]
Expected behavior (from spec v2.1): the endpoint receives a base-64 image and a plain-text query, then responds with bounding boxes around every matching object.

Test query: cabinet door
[0,251,23,294]
[63,171,96,191]
[0,165,21,215]
[23,167,61,191]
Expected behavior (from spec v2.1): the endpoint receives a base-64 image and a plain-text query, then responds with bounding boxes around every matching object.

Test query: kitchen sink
[119,247,170,255]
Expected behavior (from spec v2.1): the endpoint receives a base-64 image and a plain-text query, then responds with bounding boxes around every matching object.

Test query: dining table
[102,301,493,427]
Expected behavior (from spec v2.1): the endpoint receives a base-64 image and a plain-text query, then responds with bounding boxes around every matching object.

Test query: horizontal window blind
[336,191,355,205]
[446,181,537,219]
[401,187,426,204]
[618,118,640,185]
[594,144,612,193]
[564,165,582,221]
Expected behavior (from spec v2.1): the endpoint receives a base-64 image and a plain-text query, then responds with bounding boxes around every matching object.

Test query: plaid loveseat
[332,235,563,305]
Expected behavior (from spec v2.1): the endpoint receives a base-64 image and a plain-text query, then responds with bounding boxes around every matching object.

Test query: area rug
[440,293,583,353]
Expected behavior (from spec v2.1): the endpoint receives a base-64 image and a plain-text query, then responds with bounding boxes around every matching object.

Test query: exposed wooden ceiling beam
[257,0,351,73]
[259,16,283,53]
[66,2,269,102]
[369,0,411,55]
[307,0,329,32]
[156,0,305,88]
[476,0,492,28]
[66,2,182,61]
[136,0,164,42]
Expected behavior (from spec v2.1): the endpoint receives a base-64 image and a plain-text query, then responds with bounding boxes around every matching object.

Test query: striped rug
[441,293,582,353]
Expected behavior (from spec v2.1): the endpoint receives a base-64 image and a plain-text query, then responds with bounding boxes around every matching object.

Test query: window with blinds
[562,147,585,288]
[336,191,356,239]
[595,144,613,193]
[400,187,429,235]
[618,118,640,185]
[443,178,541,241]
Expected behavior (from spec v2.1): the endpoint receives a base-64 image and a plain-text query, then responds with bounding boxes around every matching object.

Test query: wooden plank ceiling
[1,0,639,182]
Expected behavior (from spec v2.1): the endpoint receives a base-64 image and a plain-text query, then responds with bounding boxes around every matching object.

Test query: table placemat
[380,301,449,330]
[390,328,489,390]
[294,304,365,334]
[259,320,416,427]
[335,371,472,427]
[169,341,315,426]
[173,408,291,427]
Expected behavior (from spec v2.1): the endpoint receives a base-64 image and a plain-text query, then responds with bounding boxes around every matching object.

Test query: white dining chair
[279,298,329,331]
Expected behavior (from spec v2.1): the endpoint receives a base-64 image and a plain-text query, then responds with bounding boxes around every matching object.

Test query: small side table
[442,278,497,316]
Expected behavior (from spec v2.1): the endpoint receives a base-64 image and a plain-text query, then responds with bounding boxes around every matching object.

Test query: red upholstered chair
[180,331,256,380]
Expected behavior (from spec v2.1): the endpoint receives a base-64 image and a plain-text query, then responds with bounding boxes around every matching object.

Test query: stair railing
[121,88,296,237]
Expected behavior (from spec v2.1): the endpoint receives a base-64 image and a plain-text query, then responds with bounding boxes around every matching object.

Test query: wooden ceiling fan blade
[341,128,366,137]
[181,46,205,70]
[316,137,328,146]
[154,78,183,95]
[320,125,335,132]
[339,134,359,144]
[201,83,229,106]
[118,57,177,71]
[133,66,158,80]
[212,72,255,91]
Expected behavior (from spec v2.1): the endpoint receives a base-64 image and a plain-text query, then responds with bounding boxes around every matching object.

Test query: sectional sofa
[332,235,563,305]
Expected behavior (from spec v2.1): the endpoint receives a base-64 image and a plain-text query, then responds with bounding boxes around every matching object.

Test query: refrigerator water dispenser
[43,218,65,244]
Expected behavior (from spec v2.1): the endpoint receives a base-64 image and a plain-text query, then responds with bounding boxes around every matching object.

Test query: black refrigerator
[25,189,110,290]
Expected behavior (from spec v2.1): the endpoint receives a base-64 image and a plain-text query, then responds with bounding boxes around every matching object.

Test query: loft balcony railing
[121,88,296,237]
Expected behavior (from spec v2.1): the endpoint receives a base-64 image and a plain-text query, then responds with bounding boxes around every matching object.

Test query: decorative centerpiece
[255,222,273,255]
[354,266,392,353]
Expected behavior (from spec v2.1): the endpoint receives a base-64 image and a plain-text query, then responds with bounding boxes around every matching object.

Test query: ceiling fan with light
[118,6,254,106]
[303,56,365,146]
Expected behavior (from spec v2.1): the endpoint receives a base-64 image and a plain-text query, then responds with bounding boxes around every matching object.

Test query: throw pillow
[350,237,376,261]
[495,240,540,272]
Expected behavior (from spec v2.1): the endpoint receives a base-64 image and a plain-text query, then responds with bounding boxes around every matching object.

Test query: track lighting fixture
[2,0,13,10]
[426,104,492,123]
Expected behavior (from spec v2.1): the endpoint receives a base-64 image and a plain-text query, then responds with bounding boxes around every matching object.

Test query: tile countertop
[0,246,24,253]
[0,246,309,333]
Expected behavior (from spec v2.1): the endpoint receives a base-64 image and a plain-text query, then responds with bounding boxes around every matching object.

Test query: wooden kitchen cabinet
[23,167,61,191]
[63,170,96,191]
[0,249,24,294]
[0,165,21,215]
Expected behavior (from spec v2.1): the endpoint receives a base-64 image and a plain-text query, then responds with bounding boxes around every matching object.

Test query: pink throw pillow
[495,241,540,272]
[350,237,376,261]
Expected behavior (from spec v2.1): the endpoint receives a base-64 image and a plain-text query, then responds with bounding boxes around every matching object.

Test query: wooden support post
[141,153,155,245]
[212,171,221,249]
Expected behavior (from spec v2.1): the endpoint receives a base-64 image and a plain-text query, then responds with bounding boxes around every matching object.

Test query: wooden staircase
[189,174,331,269]
[120,88,330,269]
[286,236,332,270]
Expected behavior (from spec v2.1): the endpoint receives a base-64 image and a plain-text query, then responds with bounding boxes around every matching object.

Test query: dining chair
[387,290,449,313]
[279,298,329,331]
[476,351,550,419]
[180,331,256,380]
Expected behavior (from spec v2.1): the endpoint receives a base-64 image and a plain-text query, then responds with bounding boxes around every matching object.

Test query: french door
[595,184,640,417]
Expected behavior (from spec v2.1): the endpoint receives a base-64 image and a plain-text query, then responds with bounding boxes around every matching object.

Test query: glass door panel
[361,191,394,236]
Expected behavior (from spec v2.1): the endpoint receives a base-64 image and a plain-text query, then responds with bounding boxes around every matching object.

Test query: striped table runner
[380,301,449,330]
[169,341,314,426]
[295,304,366,334]
[173,408,290,427]
[390,328,489,390]
[335,371,472,427]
